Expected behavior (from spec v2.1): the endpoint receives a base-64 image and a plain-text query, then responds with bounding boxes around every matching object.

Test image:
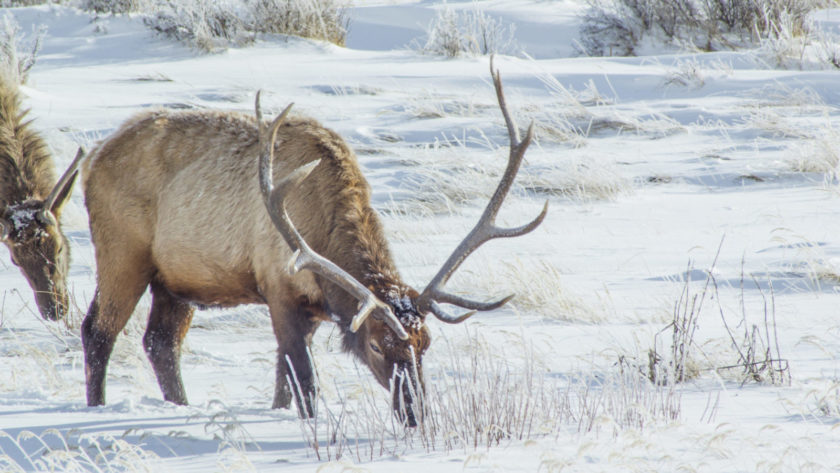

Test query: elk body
[81,61,546,424]
[0,76,83,321]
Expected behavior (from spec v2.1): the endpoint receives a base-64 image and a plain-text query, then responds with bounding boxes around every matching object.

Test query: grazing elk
[0,76,84,321]
[81,60,546,425]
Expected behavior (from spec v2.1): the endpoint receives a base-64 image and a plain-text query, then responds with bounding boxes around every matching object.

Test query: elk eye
[369,342,383,355]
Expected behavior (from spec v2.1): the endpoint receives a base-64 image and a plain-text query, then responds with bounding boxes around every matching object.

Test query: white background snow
[2,1,840,471]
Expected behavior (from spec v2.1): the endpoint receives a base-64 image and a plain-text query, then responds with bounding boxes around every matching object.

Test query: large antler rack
[415,57,549,323]
[255,93,409,340]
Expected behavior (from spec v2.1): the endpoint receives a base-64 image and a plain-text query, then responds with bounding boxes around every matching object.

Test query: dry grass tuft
[535,72,685,146]
[294,330,681,461]
[520,158,631,201]
[0,429,157,472]
[459,259,609,323]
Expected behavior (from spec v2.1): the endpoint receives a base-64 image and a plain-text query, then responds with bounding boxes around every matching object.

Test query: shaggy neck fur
[0,78,56,209]
[301,130,411,356]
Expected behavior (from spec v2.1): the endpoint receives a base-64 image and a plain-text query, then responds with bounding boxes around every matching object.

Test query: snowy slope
[2,2,840,472]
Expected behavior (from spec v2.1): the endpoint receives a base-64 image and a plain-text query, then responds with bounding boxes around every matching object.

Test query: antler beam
[255,94,409,340]
[416,57,549,323]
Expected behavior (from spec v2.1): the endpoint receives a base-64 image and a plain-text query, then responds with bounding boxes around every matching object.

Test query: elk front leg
[82,291,111,406]
[83,270,153,405]
[83,243,155,406]
[269,301,321,416]
[143,281,195,405]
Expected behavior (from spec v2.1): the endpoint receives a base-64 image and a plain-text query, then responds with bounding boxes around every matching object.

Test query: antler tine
[428,301,475,324]
[256,96,294,200]
[416,57,548,323]
[39,146,86,225]
[0,220,8,241]
[255,95,408,340]
[490,55,519,145]
[255,90,264,132]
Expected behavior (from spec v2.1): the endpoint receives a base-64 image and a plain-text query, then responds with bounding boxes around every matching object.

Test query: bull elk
[0,77,84,321]
[81,59,546,425]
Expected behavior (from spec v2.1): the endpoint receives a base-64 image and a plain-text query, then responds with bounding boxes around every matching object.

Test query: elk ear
[41,147,86,223]
[49,169,78,218]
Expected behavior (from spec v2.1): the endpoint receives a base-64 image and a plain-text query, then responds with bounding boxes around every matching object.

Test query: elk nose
[403,407,418,428]
[392,367,423,427]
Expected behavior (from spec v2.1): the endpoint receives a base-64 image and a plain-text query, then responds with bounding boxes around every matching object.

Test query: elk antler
[255,93,409,340]
[416,57,549,324]
[38,147,86,227]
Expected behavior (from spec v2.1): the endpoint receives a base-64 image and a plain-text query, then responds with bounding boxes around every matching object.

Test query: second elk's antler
[256,94,409,340]
[415,57,549,323]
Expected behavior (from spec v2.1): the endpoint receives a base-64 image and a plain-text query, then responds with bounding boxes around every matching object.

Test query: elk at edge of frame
[81,59,547,426]
[0,76,85,321]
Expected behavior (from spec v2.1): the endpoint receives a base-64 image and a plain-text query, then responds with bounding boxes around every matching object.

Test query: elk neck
[0,77,56,209]
[285,137,412,332]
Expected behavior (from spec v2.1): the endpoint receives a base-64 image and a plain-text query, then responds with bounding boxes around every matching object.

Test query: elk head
[257,58,547,426]
[0,148,84,320]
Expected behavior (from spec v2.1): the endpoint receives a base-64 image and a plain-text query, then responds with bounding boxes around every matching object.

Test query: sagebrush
[249,0,349,46]
[89,0,350,51]
[579,0,823,56]
[0,13,44,85]
[144,0,252,52]
[420,4,519,57]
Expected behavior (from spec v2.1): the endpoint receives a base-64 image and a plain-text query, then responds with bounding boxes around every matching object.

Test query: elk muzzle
[29,268,68,321]
[392,361,425,428]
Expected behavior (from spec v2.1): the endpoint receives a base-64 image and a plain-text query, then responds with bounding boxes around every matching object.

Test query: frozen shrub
[0,0,51,5]
[420,4,520,57]
[579,0,702,56]
[0,13,44,85]
[81,0,148,14]
[815,30,840,69]
[578,0,644,56]
[663,58,706,88]
[141,0,348,51]
[144,0,252,52]
[579,0,823,57]
[249,0,349,46]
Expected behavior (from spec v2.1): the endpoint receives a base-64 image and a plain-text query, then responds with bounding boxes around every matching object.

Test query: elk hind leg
[143,281,194,405]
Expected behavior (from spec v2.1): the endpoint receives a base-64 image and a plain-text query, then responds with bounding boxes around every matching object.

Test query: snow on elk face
[359,288,431,427]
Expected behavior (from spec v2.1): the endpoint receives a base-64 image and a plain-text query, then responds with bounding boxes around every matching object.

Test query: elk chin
[32,278,68,321]
[21,258,68,321]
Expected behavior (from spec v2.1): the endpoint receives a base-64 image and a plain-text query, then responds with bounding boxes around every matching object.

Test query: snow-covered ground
[2,1,840,471]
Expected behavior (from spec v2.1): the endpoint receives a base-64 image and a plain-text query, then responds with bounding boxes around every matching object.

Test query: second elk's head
[1,143,84,321]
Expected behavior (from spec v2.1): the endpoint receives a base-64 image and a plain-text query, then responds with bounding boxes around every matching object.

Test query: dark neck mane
[305,133,406,319]
[0,78,55,208]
